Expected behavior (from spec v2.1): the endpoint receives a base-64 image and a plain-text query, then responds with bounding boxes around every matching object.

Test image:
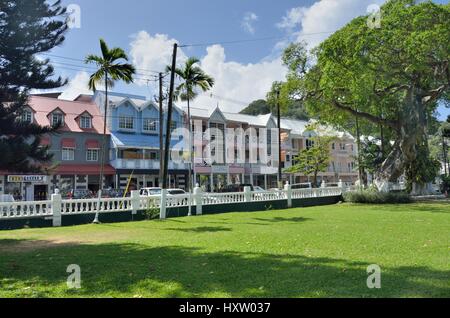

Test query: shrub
[144,199,160,220]
[343,190,412,204]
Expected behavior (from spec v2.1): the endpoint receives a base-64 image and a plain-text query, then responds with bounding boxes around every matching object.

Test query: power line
[40,53,165,75]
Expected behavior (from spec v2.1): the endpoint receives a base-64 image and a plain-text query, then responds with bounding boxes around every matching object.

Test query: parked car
[140,187,162,196]
[292,183,312,189]
[100,189,125,198]
[167,189,186,196]
[253,186,266,192]
[66,189,94,200]
[220,184,254,193]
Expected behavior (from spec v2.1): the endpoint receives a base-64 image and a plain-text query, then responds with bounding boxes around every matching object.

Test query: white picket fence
[0,184,344,226]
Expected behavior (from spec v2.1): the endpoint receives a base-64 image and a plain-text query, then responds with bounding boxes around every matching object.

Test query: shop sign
[7,175,48,183]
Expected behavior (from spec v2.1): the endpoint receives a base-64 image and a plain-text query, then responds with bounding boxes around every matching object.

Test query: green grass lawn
[0,202,449,298]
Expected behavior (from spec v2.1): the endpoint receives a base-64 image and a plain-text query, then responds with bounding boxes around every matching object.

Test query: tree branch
[332,99,400,131]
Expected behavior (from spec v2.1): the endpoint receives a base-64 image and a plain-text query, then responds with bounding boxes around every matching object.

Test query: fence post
[160,189,167,220]
[51,191,62,227]
[284,182,292,208]
[244,186,252,203]
[194,184,202,216]
[338,179,345,194]
[131,190,140,215]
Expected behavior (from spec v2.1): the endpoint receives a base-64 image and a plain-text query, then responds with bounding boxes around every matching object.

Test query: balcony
[111,159,188,171]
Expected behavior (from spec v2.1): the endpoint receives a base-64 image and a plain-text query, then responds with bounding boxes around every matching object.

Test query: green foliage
[144,205,160,221]
[404,146,441,192]
[343,190,412,204]
[85,39,136,91]
[277,0,450,188]
[240,99,271,116]
[284,126,335,186]
[440,175,450,194]
[167,57,214,103]
[240,98,309,121]
[359,138,384,176]
[0,0,68,172]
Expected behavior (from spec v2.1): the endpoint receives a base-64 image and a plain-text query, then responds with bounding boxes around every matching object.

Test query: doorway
[34,185,48,201]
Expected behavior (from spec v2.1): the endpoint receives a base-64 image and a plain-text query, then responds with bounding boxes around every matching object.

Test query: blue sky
[49,0,449,120]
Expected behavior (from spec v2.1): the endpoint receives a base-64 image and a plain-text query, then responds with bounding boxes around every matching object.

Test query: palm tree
[166,57,214,205]
[85,39,135,223]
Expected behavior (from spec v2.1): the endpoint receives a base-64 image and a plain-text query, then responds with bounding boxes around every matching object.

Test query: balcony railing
[111,159,188,170]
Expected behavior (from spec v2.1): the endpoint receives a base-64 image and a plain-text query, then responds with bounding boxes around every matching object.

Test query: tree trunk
[375,87,433,195]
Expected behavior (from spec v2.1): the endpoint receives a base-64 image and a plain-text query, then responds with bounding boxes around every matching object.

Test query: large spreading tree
[278,0,449,193]
[0,0,68,172]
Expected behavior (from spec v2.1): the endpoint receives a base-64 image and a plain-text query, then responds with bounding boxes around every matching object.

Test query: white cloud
[277,0,386,49]
[194,45,286,113]
[130,31,287,113]
[241,12,259,35]
[129,31,187,85]
[59,71,94,100]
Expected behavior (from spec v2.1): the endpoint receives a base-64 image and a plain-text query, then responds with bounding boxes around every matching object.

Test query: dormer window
[21,110,33,124]
[80,115,92,129]
[51,112,64,127]
[119,116,134,131]
[143,118,158,133]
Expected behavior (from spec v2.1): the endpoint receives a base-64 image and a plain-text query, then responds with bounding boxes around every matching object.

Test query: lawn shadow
[1,241,449,298]
[164,226,232,233]
[252,217,312,224]
[364,203,450,215]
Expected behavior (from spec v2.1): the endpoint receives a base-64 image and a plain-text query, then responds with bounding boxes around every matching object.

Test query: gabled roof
[28,96,107,134]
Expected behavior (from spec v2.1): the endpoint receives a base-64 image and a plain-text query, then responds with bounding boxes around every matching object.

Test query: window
[149,151,158,160]
[306,139,315,149]
[340,143,346,151]
[52,112,64,127]
[62,148,75,161]
[22,110,33,124]
[143,118,158,132]
[80,115,92,129]
[86,149,99,162]
[119,116,134,130]
[332,143,336,150]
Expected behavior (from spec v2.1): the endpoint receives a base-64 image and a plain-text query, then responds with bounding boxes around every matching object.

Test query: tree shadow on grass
[164,226,232,233]
[252,217,312,224]
[0,241,449,298]
[351,203,450,215]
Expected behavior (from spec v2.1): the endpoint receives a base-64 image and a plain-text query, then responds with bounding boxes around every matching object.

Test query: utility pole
[355,114,363,189]
[443,133,448,176]
[277,89,282,188]
[162,43,178,190]
[159,72,164,186]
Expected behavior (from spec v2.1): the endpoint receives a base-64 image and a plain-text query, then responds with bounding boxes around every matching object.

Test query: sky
[43,0,449,120]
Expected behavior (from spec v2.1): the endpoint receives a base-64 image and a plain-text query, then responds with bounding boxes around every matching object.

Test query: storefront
[3,175,49,201]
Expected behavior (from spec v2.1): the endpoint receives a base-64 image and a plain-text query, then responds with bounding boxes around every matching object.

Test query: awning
[54,164,115,176]
[85,139,100,149]
[111,132,185,150]
[61,138,76,148]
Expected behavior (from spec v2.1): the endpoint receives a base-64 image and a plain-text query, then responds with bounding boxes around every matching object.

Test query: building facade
[0,95,113,200]
[0,92,359,201]
[88,91,189,190]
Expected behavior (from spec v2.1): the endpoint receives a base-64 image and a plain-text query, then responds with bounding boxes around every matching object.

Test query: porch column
[264,174,268,190]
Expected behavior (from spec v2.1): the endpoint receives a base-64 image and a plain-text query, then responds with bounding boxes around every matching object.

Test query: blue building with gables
[77,92,189,190]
